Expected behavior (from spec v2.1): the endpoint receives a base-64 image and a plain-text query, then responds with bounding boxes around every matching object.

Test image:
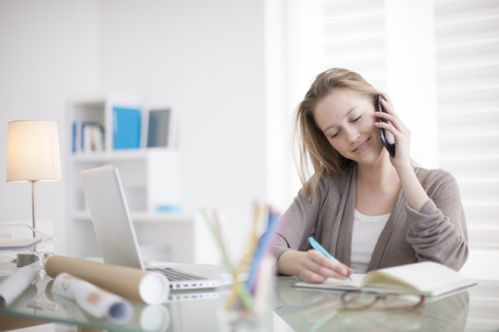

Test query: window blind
[322,0,386,89]
[434,0,499,249]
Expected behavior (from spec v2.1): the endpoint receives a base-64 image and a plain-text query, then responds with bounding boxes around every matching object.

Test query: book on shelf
[113,106,141,150]
[71,121,105,154]
[146,108,173,148]
[81,122,104,153]
[71,121,77,153]
[294,261,477,297]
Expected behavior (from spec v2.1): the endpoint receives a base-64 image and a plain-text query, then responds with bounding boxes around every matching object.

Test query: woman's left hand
[374,97,412,169]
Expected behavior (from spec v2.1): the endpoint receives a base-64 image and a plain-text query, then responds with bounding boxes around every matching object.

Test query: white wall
[97,0,267,258]
[0,0,99,254]
[0,0,267,259]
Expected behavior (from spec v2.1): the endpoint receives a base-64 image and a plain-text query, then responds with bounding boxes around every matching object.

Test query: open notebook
[295,261,477,296]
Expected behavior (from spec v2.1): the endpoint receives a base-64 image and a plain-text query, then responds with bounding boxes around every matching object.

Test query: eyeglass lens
[341,292,424,311]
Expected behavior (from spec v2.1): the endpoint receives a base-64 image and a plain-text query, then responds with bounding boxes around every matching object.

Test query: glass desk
[1,276,498,331]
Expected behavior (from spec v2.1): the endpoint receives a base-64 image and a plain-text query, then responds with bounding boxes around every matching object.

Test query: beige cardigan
[274,165,468,272]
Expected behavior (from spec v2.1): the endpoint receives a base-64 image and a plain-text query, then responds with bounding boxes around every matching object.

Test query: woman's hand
[297,249,353,283]
[374,97,430,211]
[374,97,412,170]
[278,249,353,283]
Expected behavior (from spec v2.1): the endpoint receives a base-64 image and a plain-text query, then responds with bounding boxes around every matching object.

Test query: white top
[350,209,391,273]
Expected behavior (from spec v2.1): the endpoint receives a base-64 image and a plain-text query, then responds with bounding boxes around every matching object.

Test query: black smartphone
[376,95,396,157]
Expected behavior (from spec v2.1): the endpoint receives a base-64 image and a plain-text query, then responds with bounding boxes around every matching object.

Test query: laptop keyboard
[148,267,207,281]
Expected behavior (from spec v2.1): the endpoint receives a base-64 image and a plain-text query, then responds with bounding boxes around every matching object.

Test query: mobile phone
[376,95,396,157]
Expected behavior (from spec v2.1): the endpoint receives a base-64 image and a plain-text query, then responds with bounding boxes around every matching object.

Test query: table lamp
[6,120,62,238]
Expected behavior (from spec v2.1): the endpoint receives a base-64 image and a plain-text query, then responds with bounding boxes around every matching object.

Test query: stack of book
[72,121,104,153]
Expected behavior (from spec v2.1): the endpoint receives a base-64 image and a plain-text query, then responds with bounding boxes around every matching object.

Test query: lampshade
[6,120,62,182]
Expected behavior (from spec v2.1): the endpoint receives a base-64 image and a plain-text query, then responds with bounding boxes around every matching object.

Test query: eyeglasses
[340,291,425,312]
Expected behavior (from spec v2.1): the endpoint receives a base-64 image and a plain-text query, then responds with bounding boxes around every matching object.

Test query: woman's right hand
[278,249,352,284]
[297,249,353,283]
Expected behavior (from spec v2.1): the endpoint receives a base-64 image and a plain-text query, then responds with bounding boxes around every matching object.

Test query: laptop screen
[80,164,145,269]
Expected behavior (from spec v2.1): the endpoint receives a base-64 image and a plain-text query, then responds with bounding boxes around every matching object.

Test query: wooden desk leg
[0,315,103,332]
[77,328,103,332]
[0,314,48,331]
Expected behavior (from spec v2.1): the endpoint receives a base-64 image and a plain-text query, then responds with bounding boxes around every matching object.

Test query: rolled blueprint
[45,255,169,304]
[0,264,37,307]
[52,273,133,324]
[46,280,89,321]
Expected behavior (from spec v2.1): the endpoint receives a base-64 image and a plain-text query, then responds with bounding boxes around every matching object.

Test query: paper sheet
[0,238,40,250]
[0,264,37,306]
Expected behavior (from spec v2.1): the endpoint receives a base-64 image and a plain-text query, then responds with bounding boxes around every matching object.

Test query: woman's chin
[356,147,386,166]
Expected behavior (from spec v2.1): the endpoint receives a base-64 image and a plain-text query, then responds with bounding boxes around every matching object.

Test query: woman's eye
[352,115,362,122]
[330,132,339,139]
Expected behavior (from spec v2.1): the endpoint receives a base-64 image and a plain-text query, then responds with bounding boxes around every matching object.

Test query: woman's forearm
[397,163,430,211]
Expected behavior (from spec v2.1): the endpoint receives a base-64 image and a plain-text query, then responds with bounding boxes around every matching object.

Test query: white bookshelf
[69,149,181,213]
[66,95,213,264]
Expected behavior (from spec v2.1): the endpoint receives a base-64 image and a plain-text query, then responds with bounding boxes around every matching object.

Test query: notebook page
[362,262,469,295]
[295,273,364,291]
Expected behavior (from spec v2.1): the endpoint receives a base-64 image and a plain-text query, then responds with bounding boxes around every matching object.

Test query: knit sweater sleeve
[272,178,325,262]
[405,170,468,270]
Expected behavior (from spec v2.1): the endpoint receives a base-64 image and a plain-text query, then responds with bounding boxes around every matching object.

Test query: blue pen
[308,237,352,280]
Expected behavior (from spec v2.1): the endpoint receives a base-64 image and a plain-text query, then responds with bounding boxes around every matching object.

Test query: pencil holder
[218,255,276,332]
[200,204,282,331]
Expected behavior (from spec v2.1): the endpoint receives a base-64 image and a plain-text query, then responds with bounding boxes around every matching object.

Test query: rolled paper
[45,255,169,304]
[52,273,133,324]
[46,280,91,321]
[52,294,89,322]
[132,304,171,331]
[0,264,37,307]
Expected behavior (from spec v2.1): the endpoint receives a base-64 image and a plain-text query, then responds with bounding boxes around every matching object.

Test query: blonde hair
[296,68,386,195]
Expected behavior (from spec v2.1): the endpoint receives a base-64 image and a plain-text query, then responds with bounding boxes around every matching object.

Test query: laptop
[80,164,231,291]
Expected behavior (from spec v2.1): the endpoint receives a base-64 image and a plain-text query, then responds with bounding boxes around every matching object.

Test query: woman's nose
[345,126,360,142]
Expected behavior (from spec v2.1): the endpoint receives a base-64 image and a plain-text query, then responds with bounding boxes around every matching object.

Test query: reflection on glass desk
[1,276,499,331]
[274,277,499,332]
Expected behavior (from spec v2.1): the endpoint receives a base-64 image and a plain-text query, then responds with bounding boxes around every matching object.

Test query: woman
[275,68,468,283]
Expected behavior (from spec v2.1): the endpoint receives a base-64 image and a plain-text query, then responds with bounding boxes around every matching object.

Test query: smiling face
[314,88,384,165]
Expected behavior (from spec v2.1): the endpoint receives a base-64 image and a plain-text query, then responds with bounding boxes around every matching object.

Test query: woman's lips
[352,137,371,154]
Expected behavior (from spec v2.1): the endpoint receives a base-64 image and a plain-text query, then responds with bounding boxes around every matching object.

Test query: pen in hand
[308,237,352,280]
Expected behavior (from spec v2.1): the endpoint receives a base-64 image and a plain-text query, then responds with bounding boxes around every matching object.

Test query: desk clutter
[0,224,53,307]
[0,264,37,307]
[44,255,170,305]
[200,203,284,321]
[0,255,173,328]
[0,254,171,325]
[0,223,54,257]
[51,273,133,324]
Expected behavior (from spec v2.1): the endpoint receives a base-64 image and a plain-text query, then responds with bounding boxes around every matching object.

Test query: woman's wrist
[393,158,412,173]
[277,249,304,276]
[396,162,429,211]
